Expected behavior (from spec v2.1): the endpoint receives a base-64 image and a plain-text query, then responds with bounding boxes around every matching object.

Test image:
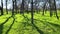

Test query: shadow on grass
[0,16,12,34]
[0,14,7,17]
[22,15,44,34]
[0,15,2,16]
[47,22,60,27]
[22,15,32,29]
[32,23,44,34]
[34,19,60,32]
[5,16,15,34]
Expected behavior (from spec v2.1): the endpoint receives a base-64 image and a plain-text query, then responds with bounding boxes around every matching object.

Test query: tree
[42,1,47,15]
[48,0,53,17]
[31,0,33,24]
[24,0,29,13]
[54,0,59,19]
[20,0,24,15]
[15,0,17,14]
[48,0,59,19]
[1,0,3,15]
[0,6,2,15]
[6,0,8,14]
[34,0,40,13]
[12,0,15,15]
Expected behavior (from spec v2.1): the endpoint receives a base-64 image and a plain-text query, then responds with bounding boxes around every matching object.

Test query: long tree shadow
[0,14,7,16]
[47,22,60,28]
[31,22,44,34]
[0,15,2,16]
[22,15,44,34]
[0,16,12,34]
[5,16,15,34]
[35,19,60,28]
[34,19,60,32]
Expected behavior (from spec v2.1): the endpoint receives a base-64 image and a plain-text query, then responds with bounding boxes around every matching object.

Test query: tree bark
[6,0,8,14]
[42,2,46,15]
[20,0,24,15]
[12,1,14,15]
[49,0,53,17]
[15,0,17,14]
[54,0,59,19]
[1,0,3,15]
[31,0,34,24]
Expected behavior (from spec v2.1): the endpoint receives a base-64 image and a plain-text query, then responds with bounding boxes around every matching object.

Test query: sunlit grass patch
[0,11,60,34]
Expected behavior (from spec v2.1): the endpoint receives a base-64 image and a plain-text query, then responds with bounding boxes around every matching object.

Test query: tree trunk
[42,2,46,15]
[49,0,53,17]
[6,0,8,14]
[54,0,59,19]
[15,0,17,14]
[20,0,24,15]
[1,0,3,15]
[31,0,33,24]
[12,1,14,15]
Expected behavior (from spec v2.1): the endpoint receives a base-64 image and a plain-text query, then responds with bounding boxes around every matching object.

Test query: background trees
[0,0,60,19]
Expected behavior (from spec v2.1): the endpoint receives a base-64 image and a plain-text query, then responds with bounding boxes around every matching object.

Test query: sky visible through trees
[0,0,60,9]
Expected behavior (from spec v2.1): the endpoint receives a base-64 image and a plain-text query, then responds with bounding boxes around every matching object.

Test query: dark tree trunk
[49,0,53,17]
[12,1,14,15]
[1,0,3,15]
[42,2,46,15]
[31,0,33,24]
[27,4,28,13]
[54,0,59,19]
[0,7,2,15]
[15,0,17,14]
[6,0,8,14]
[20,0,24,15]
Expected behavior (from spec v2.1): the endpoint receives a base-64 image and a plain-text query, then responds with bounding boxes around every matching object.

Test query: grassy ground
[0,11,60,34]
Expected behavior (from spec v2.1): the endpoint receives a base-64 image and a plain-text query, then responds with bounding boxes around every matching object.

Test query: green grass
[0,11,60,34]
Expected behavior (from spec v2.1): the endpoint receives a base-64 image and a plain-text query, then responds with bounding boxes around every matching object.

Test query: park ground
[0,10,60,34]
